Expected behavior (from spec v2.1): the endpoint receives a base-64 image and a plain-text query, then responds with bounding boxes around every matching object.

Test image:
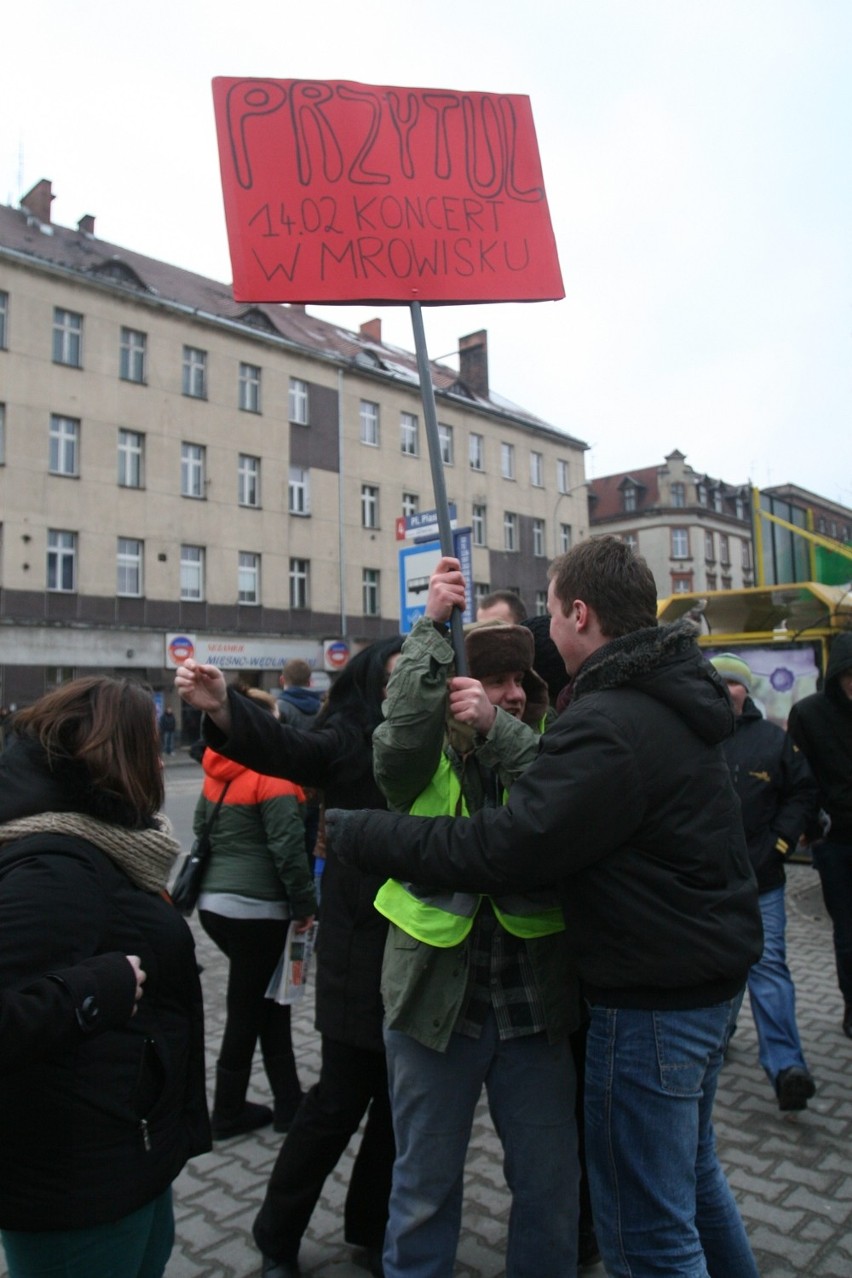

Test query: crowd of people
[1,535,850,1278]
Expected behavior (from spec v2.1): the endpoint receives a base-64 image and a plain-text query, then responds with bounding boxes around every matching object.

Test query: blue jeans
[746,887,808,1083]
[2,1187,174,1278]
[812,839,852,1005]
[585,1004,758,1278]
[383,1015,578,1278]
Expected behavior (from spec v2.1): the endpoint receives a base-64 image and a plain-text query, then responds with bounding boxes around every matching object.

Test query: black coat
[722,700,818,893]
[204,688,389,1052]
[341,623,763,1009]
[0,739,210,1231]
[788,631,852,843]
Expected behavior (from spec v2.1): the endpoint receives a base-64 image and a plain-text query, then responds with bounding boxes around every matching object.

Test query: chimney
[20,179,54,224]
[359,318,382,343]
[77,214,95,235]
[458,330,489,397]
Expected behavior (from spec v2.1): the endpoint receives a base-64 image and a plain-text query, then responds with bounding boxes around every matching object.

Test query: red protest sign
[212,78,564,305]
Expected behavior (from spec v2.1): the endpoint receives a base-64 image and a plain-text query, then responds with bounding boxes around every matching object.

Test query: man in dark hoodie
[788,632,852,1040]
[326,537,763,1278]
[711,653,819,1110]
[277,659,324,729]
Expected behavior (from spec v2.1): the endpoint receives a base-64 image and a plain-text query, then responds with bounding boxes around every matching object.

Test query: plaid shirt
[455,897,547,1040]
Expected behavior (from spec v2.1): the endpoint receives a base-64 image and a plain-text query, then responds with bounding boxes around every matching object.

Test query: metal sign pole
[409,301,468,675]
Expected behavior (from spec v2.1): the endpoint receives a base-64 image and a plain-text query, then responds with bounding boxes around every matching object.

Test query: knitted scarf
[0,811,182,893]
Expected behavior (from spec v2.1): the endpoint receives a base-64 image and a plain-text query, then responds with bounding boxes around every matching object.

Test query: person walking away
[0,676,210,1278]
[711,652,819,1109]
[158,705,176,756]
[788,631,852,1040]
[325,538,763,1278]
[196,685,316,1139]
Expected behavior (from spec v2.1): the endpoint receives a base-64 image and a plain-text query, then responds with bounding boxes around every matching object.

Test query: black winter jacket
[204,688,389,1052]
[0,738,210,1231]
[721,700,818,893]
[788,631,852,843]
[342,623,763,1009]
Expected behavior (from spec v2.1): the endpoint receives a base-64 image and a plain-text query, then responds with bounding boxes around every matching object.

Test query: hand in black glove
[324,808,369,867]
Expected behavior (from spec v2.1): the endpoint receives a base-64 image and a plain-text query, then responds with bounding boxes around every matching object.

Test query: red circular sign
[325,640,349,669]
[169,635,195,664]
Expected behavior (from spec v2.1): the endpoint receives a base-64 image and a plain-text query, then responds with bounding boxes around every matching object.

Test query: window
[238,551,260,604]
[535,590,548,616]
[704,531,715,561]
[671,528,690,559]
[672,573,693,594]
[735,496,746,521]
[361,484,379,529]
[557,459,570,494]
[118,429,144,488]
[474,582,491,608]
[363,568,380,616]
[49,414,79,476]
[360,400,380,446]
[530,451,543,487]
[721,575,732,591]
[53,308,82,367]
[533,518,545,557]
[741,541,752,571]
[238,454,261,507]
[469,433,484,471]
[289,558,309,609]
[402,492,419,519]
[289,466,310,515]
[400,412,418,455]
[0,403,5,465]
[47,529,76,592]
[719,535,730,565]
[289,377,308,424]
[0,290,7,348]
[239,363,261,413]
[623,533,638,553]
[712,488,723,514]
[472,504,487,546]
[438,423,454,465]
[181,442,206,498]
[501,442,515,480]
[623,484,637,513]
[117,537,143,597]
[180,544,205,601]
[696,482,708,506]
[504,511,518,552]
[120,328,146,383]
[182,346,207,398]
[671,482,686,508]
[559,523,572,553]
[707,573,718,591]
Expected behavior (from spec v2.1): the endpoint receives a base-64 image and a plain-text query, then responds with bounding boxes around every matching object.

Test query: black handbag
[170,780,231,916]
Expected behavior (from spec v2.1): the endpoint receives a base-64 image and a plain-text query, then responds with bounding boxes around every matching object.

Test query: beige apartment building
[588,449,755,598]
[0,180,588,710]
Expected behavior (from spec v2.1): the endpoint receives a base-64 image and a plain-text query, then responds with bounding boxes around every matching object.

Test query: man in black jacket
[788,631,852,1040]
[327,537,763,1278]
[711,652,818,1110]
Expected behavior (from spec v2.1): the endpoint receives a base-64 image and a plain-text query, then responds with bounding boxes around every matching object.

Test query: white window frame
[402,492,419,519]
[0,290,7,348]
[49,414,79,476]
[47,529,77,592]
[719,534,731,565]
[400,412,419,456]
[289,466,310,515]
[180,544,205,601]
[182,346,207,398]
[535,589,548,617]
[533,518,545,557]
[117,537,143,597]
[361,484,380,529]
[118,429,144,488]
[501,442,515,480]
[53,308,83,367]
[181,442,206,498]
[530,451,543,487]
[704,531,715,561]
[504,511,518,552]
[472,504,487,546]
[238,551,261,605]
[238,453,261,508]
[363,568,380,616]
[671,482,686,509]
[239,362,262,413]
[671,528,690,560]
[469,433,484,471]
[360,400,380,446]
[623,484,637,513]
[559,522,572,553]
[289,558,310,609]
[557,459,570,493]
[120,327,146,383]
[438,423,454,465]
[289,377,309,424]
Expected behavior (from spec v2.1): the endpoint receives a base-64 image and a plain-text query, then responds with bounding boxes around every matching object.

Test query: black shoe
[775,1066,816,1112]
[261,1256,300,1278]
[843,1006,852,1040]
[212,1100,273,1140]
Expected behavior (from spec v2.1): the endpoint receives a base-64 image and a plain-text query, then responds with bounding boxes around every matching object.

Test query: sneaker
[775,1066,816,1112]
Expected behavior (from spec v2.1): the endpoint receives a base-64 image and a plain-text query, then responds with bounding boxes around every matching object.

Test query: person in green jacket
[371,557,580,1278]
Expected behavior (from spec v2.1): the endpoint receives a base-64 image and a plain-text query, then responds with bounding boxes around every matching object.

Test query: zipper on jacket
[139,1117,152,1152]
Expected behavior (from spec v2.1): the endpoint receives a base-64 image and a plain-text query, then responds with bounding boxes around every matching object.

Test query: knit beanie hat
[710,652,753,693]
[464,622,549,727]
[521,613,569,708]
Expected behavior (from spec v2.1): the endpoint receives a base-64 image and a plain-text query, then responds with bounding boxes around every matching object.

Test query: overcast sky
[2,0,849,505]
